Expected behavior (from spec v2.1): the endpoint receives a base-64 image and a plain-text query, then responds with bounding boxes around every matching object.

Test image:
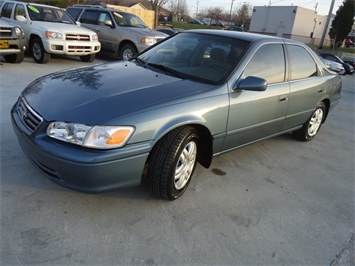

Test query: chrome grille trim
[17,97,43,131]
[65,34,90,41]
[0,27,12,37]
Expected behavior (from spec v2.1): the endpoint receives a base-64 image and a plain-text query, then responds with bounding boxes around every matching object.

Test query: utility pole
[196,0,199,18]
[318,0,335,49]
[314,2,318,13]
[229,0,235,25]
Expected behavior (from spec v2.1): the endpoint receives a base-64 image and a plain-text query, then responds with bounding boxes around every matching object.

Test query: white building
[249,6,334,46]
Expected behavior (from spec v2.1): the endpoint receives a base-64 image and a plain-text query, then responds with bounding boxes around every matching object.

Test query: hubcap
[308,108,323,137]
[32,42,41,60]
[123,49,133,60]
[174,141,197,190]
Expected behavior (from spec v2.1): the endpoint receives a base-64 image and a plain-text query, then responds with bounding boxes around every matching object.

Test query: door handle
[279,96,288,102]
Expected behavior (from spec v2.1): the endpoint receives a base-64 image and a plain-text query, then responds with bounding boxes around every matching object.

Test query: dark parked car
[319,53,354,75]
[344,35,354,47]
[187,19,204,24]
[223,25,244,32]
[155,27,185,36]
[11,30,342,200]
[342,56,355,68]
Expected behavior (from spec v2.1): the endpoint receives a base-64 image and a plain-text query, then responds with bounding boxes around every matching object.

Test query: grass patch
[157,21,222,30]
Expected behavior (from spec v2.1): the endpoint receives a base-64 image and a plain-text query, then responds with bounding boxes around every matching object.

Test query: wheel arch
[320,98,330,122]
[149,121,214,169]
[117,40,137,55]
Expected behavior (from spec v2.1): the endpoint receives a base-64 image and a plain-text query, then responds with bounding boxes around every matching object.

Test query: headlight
[14,27,24,37]
[47,122,135,149]
[92,34,98,41]
[141,37,156,45]
[45,31,63,39]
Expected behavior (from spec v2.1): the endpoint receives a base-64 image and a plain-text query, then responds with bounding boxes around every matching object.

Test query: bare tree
[168,0,189,22]
[150,0,169,28]
[207,7,224,25]
[232,2,252,30]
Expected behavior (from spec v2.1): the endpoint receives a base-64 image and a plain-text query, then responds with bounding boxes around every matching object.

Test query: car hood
[22,61,211,124]
[123,27,167,38]
[32,21,96,35]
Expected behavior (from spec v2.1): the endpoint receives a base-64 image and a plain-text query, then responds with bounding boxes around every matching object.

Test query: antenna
[314,2,318,13]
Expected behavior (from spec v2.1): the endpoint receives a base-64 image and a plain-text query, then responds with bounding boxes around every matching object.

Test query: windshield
[113,11,147,28]
[137,32,250,84]
[27,4,75,24]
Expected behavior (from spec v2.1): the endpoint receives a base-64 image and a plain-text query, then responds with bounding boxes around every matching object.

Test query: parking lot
[1,55,354,265]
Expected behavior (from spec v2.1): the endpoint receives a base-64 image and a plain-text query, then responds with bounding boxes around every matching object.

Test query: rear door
[282,44,326,130]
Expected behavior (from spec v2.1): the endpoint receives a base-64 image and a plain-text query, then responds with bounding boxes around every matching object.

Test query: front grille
[68,46,92,53]
[0,27,12,37]
[17,97,43,132]
[65,34,90,41]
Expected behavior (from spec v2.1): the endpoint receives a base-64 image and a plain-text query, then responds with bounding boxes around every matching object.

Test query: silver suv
[0,1,101,63]
[66,5,167,60]
[0,18,26,63]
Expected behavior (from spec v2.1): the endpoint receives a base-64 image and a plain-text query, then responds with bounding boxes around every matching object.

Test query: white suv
[0,1,101,63]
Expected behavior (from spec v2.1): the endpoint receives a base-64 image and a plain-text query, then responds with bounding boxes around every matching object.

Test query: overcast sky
[185,0,344,16]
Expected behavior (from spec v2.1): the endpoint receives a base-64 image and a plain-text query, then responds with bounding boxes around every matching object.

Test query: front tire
[80,53,95,62]
[147,126,199,200]
[30,38,50,64]
[293,102,326,141]
[3,52,24,63]
[119,44,137,61]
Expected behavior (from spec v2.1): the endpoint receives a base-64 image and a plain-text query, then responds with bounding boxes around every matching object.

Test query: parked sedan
[320,57,345,75]
[319,53,354,75]
[11,30,342,200]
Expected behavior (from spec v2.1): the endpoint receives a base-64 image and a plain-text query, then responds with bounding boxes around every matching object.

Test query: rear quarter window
[287,45,318,80]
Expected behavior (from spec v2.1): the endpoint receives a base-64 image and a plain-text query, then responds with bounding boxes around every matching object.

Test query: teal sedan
[11,30,342,200]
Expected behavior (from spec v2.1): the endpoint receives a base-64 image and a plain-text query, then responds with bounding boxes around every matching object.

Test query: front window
[27,4,75,24]
[113,11,147,28]
[137,32,250,84]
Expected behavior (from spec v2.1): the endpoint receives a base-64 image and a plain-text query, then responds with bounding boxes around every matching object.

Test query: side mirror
[104,20,113,28]
[76,21,81,26]
[16,15,27,22]
[234,76,267,92]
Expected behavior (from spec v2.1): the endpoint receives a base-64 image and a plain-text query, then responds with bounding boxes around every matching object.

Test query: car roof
[185,29,299,44]
[71,4,131,15]
[4,0,61,9]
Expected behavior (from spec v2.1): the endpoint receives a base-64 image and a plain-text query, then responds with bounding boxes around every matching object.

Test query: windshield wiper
[128,57,146,67]
[147,63,187,79]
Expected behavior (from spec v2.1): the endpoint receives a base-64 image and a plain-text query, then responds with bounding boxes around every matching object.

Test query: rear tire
[30,38,50,64]
[293,102,326,141]
[147,126,199,200]
[80,53,95,62]
[3,52,24,63]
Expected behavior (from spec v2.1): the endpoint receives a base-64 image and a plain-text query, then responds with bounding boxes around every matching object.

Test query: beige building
[249,6,334,46]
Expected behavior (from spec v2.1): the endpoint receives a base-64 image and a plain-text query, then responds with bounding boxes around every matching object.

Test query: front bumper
[11,99,149,193]
[42,39,101,55]
[0,38,26,55]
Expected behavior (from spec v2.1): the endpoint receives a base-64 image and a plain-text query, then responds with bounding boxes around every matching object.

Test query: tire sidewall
[304,102,326,141]
[168,130,199,200]
[31,38,49,64]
